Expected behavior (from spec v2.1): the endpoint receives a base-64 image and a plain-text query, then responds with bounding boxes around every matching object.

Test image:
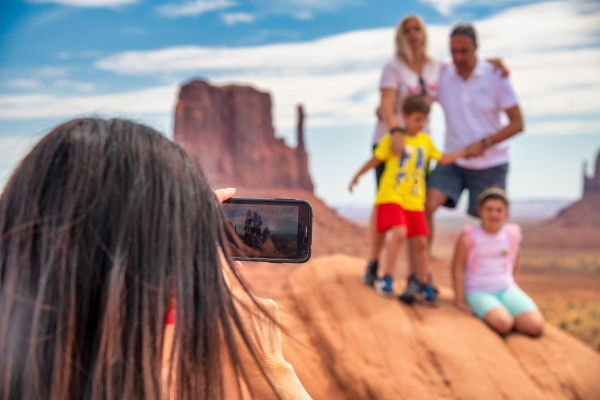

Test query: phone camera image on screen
[222,199,312,263]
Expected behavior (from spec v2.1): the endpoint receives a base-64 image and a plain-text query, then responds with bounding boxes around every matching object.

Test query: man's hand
[465,141,485,158]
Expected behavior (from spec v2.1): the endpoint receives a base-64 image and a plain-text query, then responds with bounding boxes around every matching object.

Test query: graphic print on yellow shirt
[374,133,442,211]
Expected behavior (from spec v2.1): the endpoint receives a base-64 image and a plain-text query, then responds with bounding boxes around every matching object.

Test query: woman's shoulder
[382,57,405,72]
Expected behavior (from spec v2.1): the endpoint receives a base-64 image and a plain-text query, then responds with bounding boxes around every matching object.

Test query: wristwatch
[481,137,493,149]
[390,126,403,134]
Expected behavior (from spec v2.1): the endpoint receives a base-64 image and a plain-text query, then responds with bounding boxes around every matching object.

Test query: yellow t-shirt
[374,132,442,211]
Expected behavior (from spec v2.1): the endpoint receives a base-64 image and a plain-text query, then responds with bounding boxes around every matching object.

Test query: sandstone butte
[523,151,600,249]
[173,80,600,400]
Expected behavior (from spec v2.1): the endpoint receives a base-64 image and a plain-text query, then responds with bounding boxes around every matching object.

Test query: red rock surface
[278,255,600,400]
[172,79,600,398]
[174,80,313,191]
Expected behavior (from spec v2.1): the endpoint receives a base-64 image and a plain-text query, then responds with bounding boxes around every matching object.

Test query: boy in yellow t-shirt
[349,95,467,304]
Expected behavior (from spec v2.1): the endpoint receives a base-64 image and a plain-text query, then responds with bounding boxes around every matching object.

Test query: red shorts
[376,203,429,237]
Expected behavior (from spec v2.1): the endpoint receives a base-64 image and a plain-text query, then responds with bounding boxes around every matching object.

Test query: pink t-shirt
[371,57,443,144]
[462,223,521,293]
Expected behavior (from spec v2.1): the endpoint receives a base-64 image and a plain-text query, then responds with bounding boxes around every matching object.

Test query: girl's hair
[0,118,278,400]
[394,15,432,62]
[477,187,509,209]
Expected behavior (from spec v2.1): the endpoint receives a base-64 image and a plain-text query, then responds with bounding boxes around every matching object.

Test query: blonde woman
[363,15,507,303]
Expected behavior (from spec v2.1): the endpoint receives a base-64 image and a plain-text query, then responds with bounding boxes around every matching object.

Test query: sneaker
[374,275,394,296]
[362,260,379,286]
[399,274,420,304]
[417,282,438,305]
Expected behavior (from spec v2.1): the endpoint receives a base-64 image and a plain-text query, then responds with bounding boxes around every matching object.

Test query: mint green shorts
[465,285,538,319]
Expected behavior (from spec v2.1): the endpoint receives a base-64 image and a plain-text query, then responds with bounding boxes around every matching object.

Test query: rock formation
[552,149,600,228]
[582,150,600,195]
[278,255,600,400]
[174,80,313,191]
[524,149,600,249]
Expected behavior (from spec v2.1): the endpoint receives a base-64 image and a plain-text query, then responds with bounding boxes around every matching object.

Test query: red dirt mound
[276,254,600,400]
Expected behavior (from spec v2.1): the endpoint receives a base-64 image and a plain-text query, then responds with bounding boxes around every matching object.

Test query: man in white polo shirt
[426,24,524,251]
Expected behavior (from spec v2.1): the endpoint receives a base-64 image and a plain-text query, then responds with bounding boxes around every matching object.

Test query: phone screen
[222,199,311,262]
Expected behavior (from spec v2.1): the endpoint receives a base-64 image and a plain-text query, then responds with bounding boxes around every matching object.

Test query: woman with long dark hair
[0,118,311,399]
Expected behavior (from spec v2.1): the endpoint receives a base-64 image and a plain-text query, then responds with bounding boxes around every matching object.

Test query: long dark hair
[0,118,279,399]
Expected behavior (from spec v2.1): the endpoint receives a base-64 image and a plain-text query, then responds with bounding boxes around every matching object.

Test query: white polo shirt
[371,57,443,144]
[438,59,519,170]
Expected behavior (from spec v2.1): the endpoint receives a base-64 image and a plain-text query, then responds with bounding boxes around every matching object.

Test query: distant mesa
[523,149,600,249]
[174,79,314,192]
[582,150,600,196]
[553,150,600,228]
[173,79,366,257]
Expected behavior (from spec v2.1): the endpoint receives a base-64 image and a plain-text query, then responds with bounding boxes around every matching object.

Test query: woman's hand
[214,187,311,399]
[390,133,405,156]
[215,187,237,203]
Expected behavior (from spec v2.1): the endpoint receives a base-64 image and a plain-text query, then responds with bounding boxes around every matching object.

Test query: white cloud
[525,119,600,136]
[418,0,466,16]
[6,79,42,89]
[0,135,41,191]
[221,12,255,25]
[56,50,102,59]
[292,11,313,20]
[27,0,137,7]
[54,79,95,92]
[35,66,69,78]
[418,0,532,16]
[157,0,235,18]
[3,0,599,140]
[0,86,177,119]
[94,28,392,75]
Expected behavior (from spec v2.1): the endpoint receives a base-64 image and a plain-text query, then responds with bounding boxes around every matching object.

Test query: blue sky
[1,0,599,207]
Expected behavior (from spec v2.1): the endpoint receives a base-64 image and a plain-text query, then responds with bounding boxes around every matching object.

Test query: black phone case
[222,198,312,263]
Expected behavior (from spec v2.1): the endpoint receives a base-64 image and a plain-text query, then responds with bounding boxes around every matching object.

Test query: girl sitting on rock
[451,188,544,337]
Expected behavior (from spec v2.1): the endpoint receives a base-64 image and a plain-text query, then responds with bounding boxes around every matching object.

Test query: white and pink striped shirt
[371,58,443,144]
[462,223,521,293]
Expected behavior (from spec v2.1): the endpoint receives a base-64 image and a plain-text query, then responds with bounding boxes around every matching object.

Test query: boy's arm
[438,148,468,165]
[348,157,381,193]
[451,232,470,312]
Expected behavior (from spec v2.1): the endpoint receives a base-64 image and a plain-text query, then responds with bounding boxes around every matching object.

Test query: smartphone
[222,198,312,263]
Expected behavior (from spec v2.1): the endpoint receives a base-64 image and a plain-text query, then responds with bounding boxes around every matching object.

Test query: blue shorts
[427,163,508,217]
[465,285,538,319]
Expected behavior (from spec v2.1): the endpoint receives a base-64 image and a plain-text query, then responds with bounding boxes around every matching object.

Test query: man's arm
[467,104,524,157]
[488,104,524,145]
[348,157,381,193]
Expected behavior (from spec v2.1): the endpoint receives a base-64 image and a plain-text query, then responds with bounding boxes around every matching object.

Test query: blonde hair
[394,15,432,62]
